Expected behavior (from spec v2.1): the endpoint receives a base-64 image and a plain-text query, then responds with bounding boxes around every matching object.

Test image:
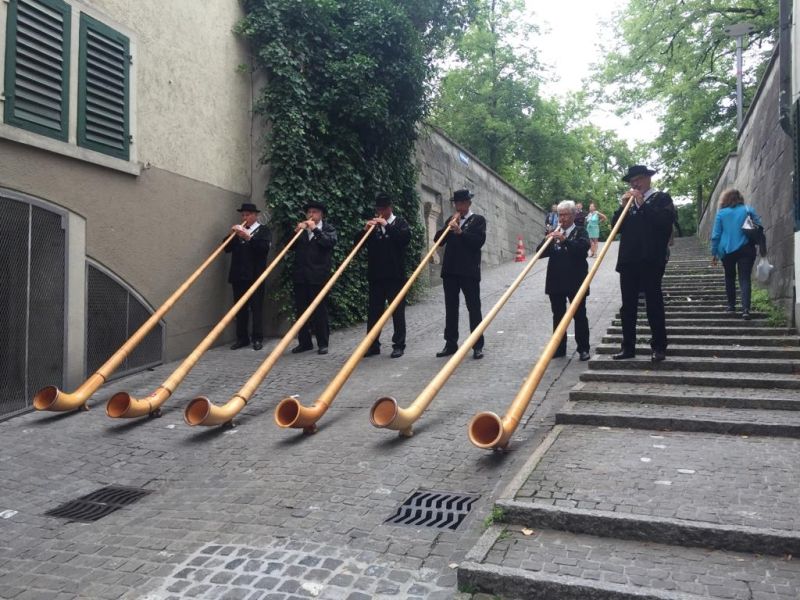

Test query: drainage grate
[385,490,478,530]
[45,486,151,523]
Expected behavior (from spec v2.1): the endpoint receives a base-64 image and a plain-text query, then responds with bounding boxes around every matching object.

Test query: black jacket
[537,226,590,296]
[292,222,337,285]
[366,216,411,281]
[225,224,271,283]
[611,191,675,271]
[434,213,486,280]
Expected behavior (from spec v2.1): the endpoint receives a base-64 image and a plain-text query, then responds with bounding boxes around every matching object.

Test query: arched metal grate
[86,263,163,378]
[385,490,479,530]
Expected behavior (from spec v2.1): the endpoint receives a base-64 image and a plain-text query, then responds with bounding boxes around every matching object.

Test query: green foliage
[483,505,505,529]
[594,0,778,200]
[431,0,636,217]
[676,203,698,237]
[751,287,787,327]
[239,0,471,327]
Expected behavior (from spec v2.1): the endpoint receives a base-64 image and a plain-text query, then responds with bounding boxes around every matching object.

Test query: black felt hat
[303,201,327,215]
[452,189,474,202]
[374,192,392,207]
[236,202,260,213]
[621,165,657,182]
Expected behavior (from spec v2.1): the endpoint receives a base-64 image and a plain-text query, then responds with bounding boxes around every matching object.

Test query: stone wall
[415,125,545,283]
[698,52,797,323]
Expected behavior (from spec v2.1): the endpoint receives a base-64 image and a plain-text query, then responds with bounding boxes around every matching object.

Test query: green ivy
[237,0,471,328]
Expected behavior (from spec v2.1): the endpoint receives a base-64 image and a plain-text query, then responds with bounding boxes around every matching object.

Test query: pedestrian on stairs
[611,165,675,362]
[710,188,761,320]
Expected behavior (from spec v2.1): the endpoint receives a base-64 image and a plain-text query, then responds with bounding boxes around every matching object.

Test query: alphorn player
[363,192,412,359]
[434,188,487,360]
[611,164,675,362]
[226,202,271,351]
[536,200,591,361]
[291,201,337,355]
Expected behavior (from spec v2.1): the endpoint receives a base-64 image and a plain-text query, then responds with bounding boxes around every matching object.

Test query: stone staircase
[459,237,800,599]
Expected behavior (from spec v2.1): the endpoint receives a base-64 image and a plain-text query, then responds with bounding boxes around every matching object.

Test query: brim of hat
[237,208,260,212]
[622,169,656,182]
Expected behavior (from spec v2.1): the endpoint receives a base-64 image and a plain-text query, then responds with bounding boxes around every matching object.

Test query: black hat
[452,189,474,202]
[374,192,392,207]
[622,165,657,182]
[236,202,260,213]
[303,201,327,215]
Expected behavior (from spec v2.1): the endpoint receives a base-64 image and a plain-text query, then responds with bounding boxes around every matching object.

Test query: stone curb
[594,344,800,358]
[555,406,800,438]
[457,561,698,600]
[601,334,799,347]
[494,500,800,556]
[588,356,799,374]
[568,386,800,411]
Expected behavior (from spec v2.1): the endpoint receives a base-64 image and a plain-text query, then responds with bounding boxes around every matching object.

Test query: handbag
[741,207,764,249]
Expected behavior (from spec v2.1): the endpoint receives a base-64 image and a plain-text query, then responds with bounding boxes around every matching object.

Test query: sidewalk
[0,241,621,600]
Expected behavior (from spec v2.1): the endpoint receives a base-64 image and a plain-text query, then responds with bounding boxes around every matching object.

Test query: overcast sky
[528,0,662,146]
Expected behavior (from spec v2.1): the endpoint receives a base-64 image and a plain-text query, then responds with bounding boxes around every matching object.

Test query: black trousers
[619,263,667,353]
[549,293,589,354]
[293,283,329,349]
[232,281,264,343]
[721,243,756,312]
[442,275,484,350]
[367,278,406,350]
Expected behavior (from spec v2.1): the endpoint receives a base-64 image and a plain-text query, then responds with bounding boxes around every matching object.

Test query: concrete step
[569,380,800,410]
[594,344,800,359]
[460,525,800,600]
[502,426,800,556]
[580,369,800,390]
[557,401,800,438]
[605,325,795,337]
[611,318,773,327]
[618,311,767,319]
[588,355,799,375]
[601,334,800,347]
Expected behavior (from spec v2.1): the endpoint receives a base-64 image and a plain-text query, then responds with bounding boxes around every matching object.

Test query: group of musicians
[223,164,675,363]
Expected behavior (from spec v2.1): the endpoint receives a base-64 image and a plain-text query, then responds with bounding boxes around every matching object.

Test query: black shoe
[436,345,457,357]
[252,340,263,351]
[364,347,380,357]
[651,350,666,362]
[390,348,404,358]
[230,340,249,350]
[552,350,567,358]
[317,346,328,355]
[612,350,635,360]
[579,351,591,361]
[291,344,313,354]
[473,348,483,360]
[742,311,751,321]
[725,306,735,313]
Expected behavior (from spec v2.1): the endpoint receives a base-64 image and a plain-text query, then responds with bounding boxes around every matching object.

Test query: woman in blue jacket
[710,189,761,320]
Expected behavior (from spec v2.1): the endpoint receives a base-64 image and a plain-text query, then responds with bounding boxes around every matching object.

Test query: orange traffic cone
[514,235,526,262]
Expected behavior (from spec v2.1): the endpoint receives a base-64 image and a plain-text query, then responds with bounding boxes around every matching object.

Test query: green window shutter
[3,0,71,140]
[77,13,129,160]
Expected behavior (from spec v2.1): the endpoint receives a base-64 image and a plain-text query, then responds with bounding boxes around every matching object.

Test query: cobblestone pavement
[0,243,621,599]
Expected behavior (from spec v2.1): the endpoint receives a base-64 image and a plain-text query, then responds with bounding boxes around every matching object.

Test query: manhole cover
[385,490,478,530]
[45,486,151,522]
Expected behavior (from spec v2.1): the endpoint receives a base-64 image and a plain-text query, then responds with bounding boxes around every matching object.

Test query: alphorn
[184,225,376,427]
[105,229,304,419]
[33,228,242,412]
[370,236,553,437]
[468,197,634,450]
[274,215,459,433]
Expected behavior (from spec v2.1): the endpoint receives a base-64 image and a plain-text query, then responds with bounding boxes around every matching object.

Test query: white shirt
[380,212,396,234]
[307,219,323,239]
[558,223,576,238]
[459,210,473,227]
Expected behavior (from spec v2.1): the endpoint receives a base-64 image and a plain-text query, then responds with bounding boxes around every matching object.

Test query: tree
[594,0,778,200]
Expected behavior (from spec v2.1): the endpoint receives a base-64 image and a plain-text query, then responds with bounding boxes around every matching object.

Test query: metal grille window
[3,0,71,140]
[77,13,130,160]
[86,264,162,379]
[0,195,65,417]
